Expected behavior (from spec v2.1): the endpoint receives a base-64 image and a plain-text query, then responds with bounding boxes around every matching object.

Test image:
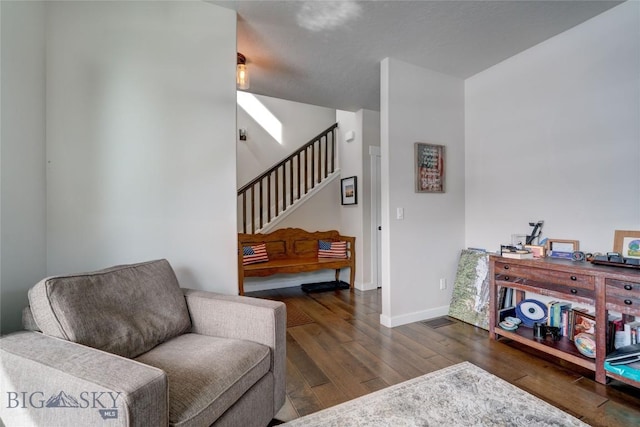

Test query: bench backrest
[238,228,354,260]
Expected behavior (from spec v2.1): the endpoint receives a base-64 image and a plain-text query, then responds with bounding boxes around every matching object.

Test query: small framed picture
[546,239,579,259]
[415,143,445,193]
[341,176,357,205]
[613,230,640,259]
[572,310,596,338]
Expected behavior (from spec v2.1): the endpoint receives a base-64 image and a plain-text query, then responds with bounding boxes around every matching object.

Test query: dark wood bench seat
[238,228,355,295]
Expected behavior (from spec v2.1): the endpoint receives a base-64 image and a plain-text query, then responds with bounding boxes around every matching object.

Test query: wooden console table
[489,255,640,386]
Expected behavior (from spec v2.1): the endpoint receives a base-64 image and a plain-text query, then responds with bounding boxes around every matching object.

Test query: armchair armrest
[0,331,168,427]
[182,289,286,412]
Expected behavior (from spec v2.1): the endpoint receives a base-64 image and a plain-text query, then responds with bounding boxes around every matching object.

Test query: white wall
[270,178,342,232]
[337,110,365,288]
[361,110,381,289]
[45,2,238,292]
[381,58,465,327]
[465,1,640,253]
[0,1,47,334]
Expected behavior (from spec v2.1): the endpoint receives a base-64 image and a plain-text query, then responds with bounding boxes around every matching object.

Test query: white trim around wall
[380,305,450,328]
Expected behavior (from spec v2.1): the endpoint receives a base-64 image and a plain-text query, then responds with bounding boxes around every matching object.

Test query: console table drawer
[494,262,595,290]
[606,279,640,295]
[606,293,640,314]
[606,279,640,314]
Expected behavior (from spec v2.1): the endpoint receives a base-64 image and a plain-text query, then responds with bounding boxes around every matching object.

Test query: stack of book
[500,246,534,259]
[612,318,640,349]
[605,344,640,366]
[604,343,640,383]
[546,301,573,336]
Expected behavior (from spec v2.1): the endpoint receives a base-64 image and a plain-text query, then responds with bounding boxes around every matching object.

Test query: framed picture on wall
[415,143,445,193]
[341,176,357,205]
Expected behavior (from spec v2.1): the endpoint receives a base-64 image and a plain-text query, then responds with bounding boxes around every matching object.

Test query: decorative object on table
[499,319,519,331]
[533,322,561,341]
[414,142,444,193]
[574,332,597,358]
[505,316,521,325]
[448,249,490,330]
[340,176,357,205]
[525,244,546,258]
[546,239,579,259]
[511,234,528,248]
[613,230,640,259]
[516,299,548,328]
[526,220,544,245]
[281,362,588,427]
[591,252,640,269]
[572,251,586,262]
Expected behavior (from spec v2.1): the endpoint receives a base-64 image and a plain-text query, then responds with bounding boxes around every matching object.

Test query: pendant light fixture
[237,53,249,90]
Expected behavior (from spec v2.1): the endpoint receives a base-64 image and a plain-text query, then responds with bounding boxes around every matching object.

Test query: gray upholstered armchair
[0,259,286,427]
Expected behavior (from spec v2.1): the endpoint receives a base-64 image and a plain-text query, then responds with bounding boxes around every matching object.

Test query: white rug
[283,362,588,427]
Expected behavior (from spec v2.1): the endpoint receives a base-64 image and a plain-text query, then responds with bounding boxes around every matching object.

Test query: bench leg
[335,268,355,291]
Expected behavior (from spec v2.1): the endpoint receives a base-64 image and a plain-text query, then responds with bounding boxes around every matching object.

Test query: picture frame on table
[415,143,445,193]
[571,310,596,340]
[546,239,579,259]
[341,176,357,205]
[613,230,640,259]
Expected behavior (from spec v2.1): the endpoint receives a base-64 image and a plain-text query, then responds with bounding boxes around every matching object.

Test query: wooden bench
[238,228,355,295]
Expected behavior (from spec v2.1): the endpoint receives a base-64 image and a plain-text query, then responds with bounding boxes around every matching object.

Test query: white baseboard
[380,305,450,328]
[355,281,379,291]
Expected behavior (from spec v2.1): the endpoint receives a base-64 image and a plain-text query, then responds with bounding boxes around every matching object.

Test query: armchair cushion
[0,331,169,427]
[134,333,271,427]
[28,259,191,358]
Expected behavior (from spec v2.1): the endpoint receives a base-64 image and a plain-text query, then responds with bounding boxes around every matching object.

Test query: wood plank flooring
[248,286,640,426]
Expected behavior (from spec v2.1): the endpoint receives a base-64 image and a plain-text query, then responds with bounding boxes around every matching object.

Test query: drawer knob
[570,276,577,281]
[504,276,510,281]
[504,265,510,270]
[625,299,633,305]
[570,289,578,294]
[625,284,633,291]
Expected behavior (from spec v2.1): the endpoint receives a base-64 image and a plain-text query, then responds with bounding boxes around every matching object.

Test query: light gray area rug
[283,362,588,427]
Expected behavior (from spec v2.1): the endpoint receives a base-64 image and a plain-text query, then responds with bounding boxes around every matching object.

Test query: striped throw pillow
[243,243,269,265]
[318,240,347,259]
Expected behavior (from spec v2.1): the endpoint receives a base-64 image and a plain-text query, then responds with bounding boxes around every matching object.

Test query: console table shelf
[494,327,596,371]
[489,255,640,387]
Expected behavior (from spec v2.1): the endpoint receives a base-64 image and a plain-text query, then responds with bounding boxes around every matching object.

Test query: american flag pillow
[242,243,269,265]
[318,240,347,259]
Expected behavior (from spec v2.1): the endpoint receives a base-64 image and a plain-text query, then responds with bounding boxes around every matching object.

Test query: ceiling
[213,0,622,112]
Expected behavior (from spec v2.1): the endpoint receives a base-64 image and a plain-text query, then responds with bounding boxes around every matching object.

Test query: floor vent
[421,317,455,328]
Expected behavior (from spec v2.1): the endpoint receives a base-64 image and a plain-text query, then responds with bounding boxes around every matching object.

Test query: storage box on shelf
[489,255,640,387]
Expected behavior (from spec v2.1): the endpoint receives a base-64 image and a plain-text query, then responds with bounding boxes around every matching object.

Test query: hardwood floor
[248,287,640,426]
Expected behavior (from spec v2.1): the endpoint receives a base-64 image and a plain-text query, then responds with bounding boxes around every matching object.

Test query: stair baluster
[237,123,338,233]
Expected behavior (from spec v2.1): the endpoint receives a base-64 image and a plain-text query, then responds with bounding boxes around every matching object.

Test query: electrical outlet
[439,278,447,290]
